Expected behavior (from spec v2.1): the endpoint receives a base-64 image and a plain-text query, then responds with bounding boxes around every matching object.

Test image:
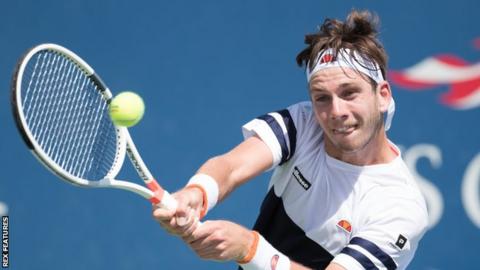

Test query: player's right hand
[152,187,204,237]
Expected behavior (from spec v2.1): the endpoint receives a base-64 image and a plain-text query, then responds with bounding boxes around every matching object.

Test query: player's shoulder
[357,156,428,226]
[286,101,313,117]
[285,101,320,133]
[364,186,428,222]
[349,174,429,269]
[369,172,425,208]
[332,150,429,269]
[359,170,429,234]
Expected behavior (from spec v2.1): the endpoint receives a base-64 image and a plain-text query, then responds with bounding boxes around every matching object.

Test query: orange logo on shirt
[337,220,352,233]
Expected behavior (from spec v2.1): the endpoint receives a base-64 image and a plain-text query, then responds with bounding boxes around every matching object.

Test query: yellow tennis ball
[109,91,145,127]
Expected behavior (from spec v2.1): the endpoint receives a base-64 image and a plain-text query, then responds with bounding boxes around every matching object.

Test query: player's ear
[376,81,392,113]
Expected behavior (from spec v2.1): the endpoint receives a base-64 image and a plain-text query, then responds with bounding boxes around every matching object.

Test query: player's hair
[296,10,388,82]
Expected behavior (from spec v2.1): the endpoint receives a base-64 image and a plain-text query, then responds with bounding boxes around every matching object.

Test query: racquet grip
[146,180,178,211]
[151,187,203,227]
[157,191,178,211]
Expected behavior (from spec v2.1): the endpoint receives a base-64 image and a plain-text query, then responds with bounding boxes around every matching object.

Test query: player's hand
[152,187,204,237]
[183,220,254,262]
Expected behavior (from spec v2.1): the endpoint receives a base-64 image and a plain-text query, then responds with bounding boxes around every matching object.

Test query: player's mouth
[332,125,357,135]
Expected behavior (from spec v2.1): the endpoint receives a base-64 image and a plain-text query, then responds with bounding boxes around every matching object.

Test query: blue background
[1,0,479,269]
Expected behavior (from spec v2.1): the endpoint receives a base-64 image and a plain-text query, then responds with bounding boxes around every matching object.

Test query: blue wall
[1,1,478,269]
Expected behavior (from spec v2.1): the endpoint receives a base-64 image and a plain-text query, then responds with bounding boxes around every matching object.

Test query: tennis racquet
[11,43,178,212]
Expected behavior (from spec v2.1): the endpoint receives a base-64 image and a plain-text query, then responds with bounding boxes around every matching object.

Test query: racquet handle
[157,191,178,211]
[157,191,203,227]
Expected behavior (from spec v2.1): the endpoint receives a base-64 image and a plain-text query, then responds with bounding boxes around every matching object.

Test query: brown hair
[296,10,388,80]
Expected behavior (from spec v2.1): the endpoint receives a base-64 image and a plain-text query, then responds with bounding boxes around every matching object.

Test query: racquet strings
[20,50,118,181]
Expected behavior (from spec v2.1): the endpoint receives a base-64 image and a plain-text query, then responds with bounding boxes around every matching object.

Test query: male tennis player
[153,10,428,270]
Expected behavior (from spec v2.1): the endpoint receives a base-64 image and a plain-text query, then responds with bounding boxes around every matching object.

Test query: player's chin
[333,142,360,153]
[330,135,366,153]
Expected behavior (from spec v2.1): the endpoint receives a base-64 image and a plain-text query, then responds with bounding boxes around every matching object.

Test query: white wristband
[186,174,219,216]
[239,233,291,270]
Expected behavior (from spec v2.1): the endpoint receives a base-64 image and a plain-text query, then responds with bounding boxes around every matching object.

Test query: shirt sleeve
[241,102,311,169]
[332,194,429,270]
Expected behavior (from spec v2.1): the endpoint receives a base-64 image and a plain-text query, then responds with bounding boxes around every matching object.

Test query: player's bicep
[222,135,273,186]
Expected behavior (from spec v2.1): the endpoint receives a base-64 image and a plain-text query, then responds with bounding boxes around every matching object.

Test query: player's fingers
[180,215,200,237]
[160,212,197,237]
[176,207,194,226]
[188,236,214,251]
[195,248,219,260]
[183,220,213,243]
[188,237,224,260]
[176,216,188,226]
[173,196,194,222]
[193,205,203,221]
[152,206,175,222]
[158,217,184,236]
[152,207,193,237]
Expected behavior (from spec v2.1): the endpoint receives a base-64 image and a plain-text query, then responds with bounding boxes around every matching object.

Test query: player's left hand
[152,187,203,237]
[182,220,254,262]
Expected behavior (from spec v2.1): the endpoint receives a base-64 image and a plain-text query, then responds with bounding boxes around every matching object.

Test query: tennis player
[153,9,428,270]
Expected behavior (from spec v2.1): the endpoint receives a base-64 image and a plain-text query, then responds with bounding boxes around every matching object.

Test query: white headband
[306,48,395,131]
[306,48,384,83]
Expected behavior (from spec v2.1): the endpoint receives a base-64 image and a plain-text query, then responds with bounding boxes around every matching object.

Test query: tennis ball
[109,91,145,127]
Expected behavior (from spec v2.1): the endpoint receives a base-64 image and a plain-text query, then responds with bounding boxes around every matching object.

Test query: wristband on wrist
[237,231,260,264]
[238,231,291,270]
[186,173,219,218]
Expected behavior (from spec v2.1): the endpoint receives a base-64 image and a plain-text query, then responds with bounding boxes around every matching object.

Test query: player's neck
[325,131,397,166]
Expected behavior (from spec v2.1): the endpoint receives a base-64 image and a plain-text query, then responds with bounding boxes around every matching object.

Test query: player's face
[309,67,390,159]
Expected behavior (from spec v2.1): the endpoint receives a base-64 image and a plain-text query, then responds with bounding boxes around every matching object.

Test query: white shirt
[242,101,429,270]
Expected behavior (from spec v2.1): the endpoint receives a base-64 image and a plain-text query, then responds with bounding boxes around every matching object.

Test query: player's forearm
[193,136,273,202]
[196,155,239,202]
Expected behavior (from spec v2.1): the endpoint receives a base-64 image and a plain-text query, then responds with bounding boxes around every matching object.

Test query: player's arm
[153,135,272,233]
[196,134,273,202]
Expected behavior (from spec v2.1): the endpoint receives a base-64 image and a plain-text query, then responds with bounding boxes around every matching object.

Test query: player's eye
[314,95,330,103]
[341,89,358,100]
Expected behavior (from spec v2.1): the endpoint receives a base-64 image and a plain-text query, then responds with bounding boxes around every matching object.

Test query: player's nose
[330,97,348,120]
